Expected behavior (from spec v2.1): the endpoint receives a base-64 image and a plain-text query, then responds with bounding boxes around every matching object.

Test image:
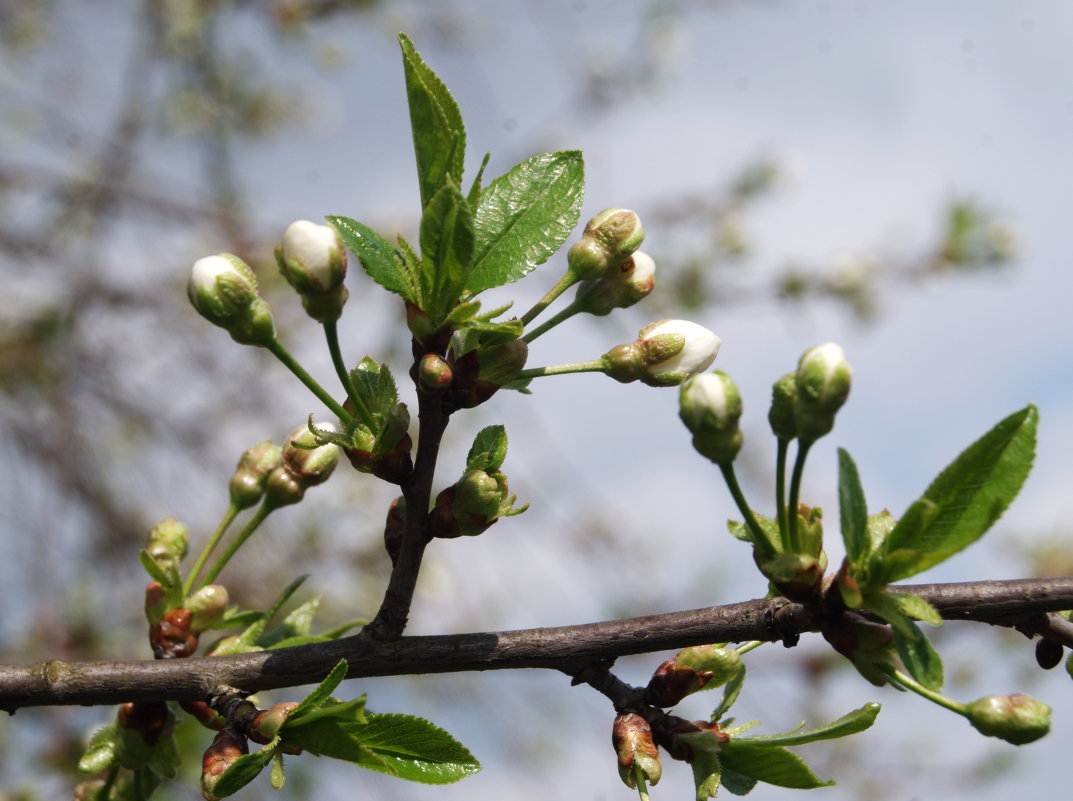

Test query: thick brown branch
[3,577,1072,713]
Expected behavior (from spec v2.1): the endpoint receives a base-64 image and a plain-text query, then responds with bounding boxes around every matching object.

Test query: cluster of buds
[645,644,743,707]
[199,700,304,798]
[572,250,656,316]
[229,440,283,511]
[612,713,662,788]
[274,220,349,322]
[603,319,721,387]
[147,582,230,659]
[768,343,853,444]
[262,423,343,508]
[567,208,646,281]
[428,467,527,538]
[200,727,249,801]
[678,370,744,466]
[428,339,530,411]
[145,518,189,577]
[188,254,277,347]
[341,400,414,484]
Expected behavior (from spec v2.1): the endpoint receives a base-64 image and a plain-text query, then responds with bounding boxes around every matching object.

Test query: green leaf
[138,551,182,608]
[286,659,350,725]
[328,216,415,301]
[231,575,308,650]
[737,703,880,746]
[349,358,400,418]
[399,33,465,208]
[711,665,746,723]
[894,620,944,691]
[690,751,723,800]
[78,723,119,774]
[211,740,279,798]
[887,591,943,627]
[467,152,490,206]
[419,181,475,325]
[727,511,781,556]
[210,607,263,630]
[284,696,367,729]
[838,448,869,567]
[260,597,320,647]
[875,405,1037,584]
[720,766,759,796]
[720,743,834,789]
[270,750,286,790]
[282,713,480,785]
[862,590,918,640]
[467,151,585,293]
[466,425,508,472]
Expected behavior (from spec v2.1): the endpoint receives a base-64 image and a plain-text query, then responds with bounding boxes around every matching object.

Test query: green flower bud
[567,236,611,280]
[612,713,662,788]
[263,465,305,509]
[201,728,249,801]
[275,220,349,322]
[794,343,852,442]
[636,319,721,387]
[583,207,645,263]
[768,372,797,441]
[679,370,743,465]
[966,694,1051,745]
[418,353,454,391]
[573,251,656,316]
[145,518,189,574]
[477,339,529,387]
[281,423,342,488]
[188,254,276,346]
[229,440,283,510]
[186,584,230,633]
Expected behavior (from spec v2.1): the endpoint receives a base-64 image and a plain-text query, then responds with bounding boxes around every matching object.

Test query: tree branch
[3,577,1071,713]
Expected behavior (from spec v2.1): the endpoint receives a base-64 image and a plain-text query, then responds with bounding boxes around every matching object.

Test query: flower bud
[768,372,797,441]
[794,343,852,443]
[418,353,454,391]
[567,236,611,280]
[634,319,721,387]
[188,254,276,346]
[249,701,300,744]
[477,339,529,387]
[201,728,249,801]
[612,713,662,788]
[229,440,283,510]
[263,465,305,508]
[429,469,526,538]
[573,251,656,316]
[966,694,1051,745]
[281,423,341,488]
[186,584,230,633]
[584,207,645,262]
[275,220,349,322]
[679,370,743,465]
[145,518,189,574]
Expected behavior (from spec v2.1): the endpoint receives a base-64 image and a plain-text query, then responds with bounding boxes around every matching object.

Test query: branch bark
[3,576,1071,713]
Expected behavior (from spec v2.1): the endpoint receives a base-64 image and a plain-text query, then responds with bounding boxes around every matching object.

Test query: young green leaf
[735,702,880,746]
[270,750,286,789]
[78,723,119,774]
[399,33,465,208]
[690,750,723,800]
[466,150,585,293]
[874,405,1037,584]
[284,696,367,729]
[718,743,833,790]
[286,659,350,725]
[349,358,400,417]
[259,597,320,647]
[719,766,759,797]
[894,620,944,691]
[210,740,279,798]
[838,448,869,567]
[710,665,746,723]
[466,425,508,472]
[328,216,414,301]
[887,591,943,627]
[419,181,475,325]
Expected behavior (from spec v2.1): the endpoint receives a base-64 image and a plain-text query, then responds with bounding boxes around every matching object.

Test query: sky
[4,2,1073,800]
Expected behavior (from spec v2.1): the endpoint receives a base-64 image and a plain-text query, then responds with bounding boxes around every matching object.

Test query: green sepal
[466,425,508,472]
[399,33,465,208]
[467,150,585,293]
[210,737,280,798]
[873,405,1037,585]
[327,216,415,301]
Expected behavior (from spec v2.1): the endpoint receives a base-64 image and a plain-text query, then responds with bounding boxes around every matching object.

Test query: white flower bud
[794,342,852,442]
[637,319,721,387]
[278,220,347,293]
[187,253,276,346]
[679,370,743,464]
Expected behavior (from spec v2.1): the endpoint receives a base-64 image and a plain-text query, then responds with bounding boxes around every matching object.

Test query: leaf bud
[188,254,277,346]
[965,694,1051,745]
[249,701,300,745]
[646,645,742,707]
[429,469,526,538]
[384,496,406,565]
[574,251,656,316]
[794,343,852,443]
[180,700,227,731]
[229,440,283,510]
[150,608,199,659]
[678,370,743,465]
[418,353,454,391]
[186,584,230,633]
[281,423,342,488]
[145,518,189,574]
[768,372,798,441]
[1035,638,1063,670]
[612,713,662,788]
[201,728,249,801]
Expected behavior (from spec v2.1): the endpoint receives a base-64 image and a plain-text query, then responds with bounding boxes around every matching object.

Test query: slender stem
[520,272,578,326]
[323,320,374,428]
[522,300,582,343]
[719,463,776,560]
[633,766,652,801]
[786,440,812,553]
[100,765,119,800]
[775,438,789,539]
[885,667,967,716]
[265,338,352,424]
[735,640,764,656]
[198,504,274,588]
[183,503,239,596]
[517,358,608,380]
